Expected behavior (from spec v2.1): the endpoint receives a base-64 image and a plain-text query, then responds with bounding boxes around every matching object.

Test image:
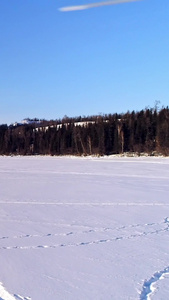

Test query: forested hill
[0,107,169,156]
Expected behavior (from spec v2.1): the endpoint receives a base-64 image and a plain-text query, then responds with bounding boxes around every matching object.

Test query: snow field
[0,156,169,299]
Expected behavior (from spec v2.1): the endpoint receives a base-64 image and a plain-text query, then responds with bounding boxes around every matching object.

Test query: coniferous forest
[0,107,169,156]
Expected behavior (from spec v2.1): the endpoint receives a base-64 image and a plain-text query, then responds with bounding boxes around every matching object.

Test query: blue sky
[0,0,169,124]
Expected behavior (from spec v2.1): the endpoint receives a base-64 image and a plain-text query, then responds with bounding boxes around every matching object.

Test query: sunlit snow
[0,156,169,300]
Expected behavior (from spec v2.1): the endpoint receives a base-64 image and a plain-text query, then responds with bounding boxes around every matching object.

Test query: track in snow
[0,217,169,251]
[1,216,169,299]
[1,202,169,206]
[0,283,31,300]
[140,266,169,300]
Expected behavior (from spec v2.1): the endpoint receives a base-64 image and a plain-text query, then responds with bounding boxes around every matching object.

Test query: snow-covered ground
[0,156,169,300]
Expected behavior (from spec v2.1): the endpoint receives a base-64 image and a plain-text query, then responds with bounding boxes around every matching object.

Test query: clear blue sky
[0,0,169,124]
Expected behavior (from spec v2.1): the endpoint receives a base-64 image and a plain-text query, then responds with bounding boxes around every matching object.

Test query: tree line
[0,107,169,156]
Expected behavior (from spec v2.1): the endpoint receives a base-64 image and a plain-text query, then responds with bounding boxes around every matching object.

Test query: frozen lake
[0,156,169,300]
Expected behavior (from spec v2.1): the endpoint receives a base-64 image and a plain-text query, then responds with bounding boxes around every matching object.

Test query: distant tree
[0,107,169,156]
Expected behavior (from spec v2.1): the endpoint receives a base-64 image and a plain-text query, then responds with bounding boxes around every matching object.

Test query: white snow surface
[0,155,169,300]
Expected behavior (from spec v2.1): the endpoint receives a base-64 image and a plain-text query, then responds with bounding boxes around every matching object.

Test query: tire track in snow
[0,218,169,251]
[140,266,169,300]
[1,201,169,206]
[1,169,169,180]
